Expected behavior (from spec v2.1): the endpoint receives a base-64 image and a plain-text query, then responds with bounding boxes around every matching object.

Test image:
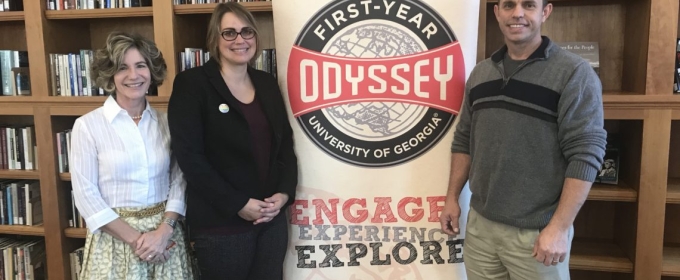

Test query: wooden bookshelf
[668,178,680,204]
[0,170,40,180]
[662,247,680,276]
[0,0,675,278]
[59,173,71,181]
[0,225,44,236]
[0,104,33,115]
[45,7,153,19]
[174,2,272,14]
[46,96,170,115]
[588,183,637,202]
[570,240,634,273]
[0,11,24,21]
[64,227,86,239]
[1,95,167,104]
[604,93,680,107]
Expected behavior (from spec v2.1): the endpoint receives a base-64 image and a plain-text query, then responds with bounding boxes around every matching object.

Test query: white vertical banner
[273,0,479,278]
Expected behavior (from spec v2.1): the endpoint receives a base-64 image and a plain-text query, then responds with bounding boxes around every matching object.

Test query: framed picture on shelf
[596,134,619,185]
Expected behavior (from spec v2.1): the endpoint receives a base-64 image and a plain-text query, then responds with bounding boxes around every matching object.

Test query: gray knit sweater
[451,37,607,229]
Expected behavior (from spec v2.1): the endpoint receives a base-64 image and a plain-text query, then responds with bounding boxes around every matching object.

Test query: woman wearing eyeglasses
[167,2,298,279]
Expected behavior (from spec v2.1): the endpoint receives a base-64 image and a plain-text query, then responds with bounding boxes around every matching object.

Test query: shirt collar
[103,95,156,123]
[491,36,552,63]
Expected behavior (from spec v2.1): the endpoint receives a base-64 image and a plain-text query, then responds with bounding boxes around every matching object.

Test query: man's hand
[532,224,569,266]
[238,199,270,221]
[439,200,461,236]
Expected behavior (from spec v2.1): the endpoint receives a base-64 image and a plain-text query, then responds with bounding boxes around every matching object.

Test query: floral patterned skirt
[79,202,193,280]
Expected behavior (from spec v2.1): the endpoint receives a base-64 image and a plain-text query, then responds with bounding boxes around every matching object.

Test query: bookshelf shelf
[0,11,24,21]
[0,96,169,116]
[11,93,680,114]
[174,2,272,14]
[588,182,637,202]
[0,225,44,236]
[662,247,680,276]
[2,94,675,117]
[43,96,167,103]
[64,227,86,239]
[0,96,34,102]
[604,108,645,120]
[604,93,680,108]
[0,170,39,180]
[60,173,70,181]
[570,240,634,273]
[667,178,680,204]
[0,106,33,115]
[45,7,153,19]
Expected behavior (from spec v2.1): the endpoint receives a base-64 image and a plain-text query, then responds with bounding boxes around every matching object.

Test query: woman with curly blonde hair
[71,31,193,279]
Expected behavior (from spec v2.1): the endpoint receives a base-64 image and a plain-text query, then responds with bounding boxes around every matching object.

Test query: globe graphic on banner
[321,22,428,141]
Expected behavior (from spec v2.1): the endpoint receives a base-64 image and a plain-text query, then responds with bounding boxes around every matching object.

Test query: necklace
[131,115,142,120]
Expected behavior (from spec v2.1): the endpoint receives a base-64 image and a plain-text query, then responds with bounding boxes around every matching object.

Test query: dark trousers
[191,215,288,280]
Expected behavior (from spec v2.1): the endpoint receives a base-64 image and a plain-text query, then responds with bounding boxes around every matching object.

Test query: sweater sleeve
[451,84,473,155]
[558,61,607,182]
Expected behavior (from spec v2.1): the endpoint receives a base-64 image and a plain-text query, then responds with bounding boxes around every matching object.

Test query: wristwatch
[162,217,177,230]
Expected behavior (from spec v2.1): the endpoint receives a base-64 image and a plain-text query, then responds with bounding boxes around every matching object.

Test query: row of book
[179,48,277,79]
[673,38,680,93]
[0,239,45,280]
[69,247,83,280]
[47,0,150,10]
[174,0,270,4]
[47,0,267,10]
[0,50,29,97]
[49,51,105,97]
[0,180,42,226]
[56,129,71,173]
[0,126,37,171]
[0,0,22,11]
[68,190,84,229]
[178,48,210,73]
[256,48,277,79]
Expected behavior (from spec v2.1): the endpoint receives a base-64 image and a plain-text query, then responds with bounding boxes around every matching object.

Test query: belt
[116,202,166,218]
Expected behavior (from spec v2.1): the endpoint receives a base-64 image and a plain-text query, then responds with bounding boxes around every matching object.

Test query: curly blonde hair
[206,2,262,65]
[90,31,167,95]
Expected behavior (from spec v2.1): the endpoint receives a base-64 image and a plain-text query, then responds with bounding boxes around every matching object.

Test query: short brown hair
[206,2,262,66]
[91,31,167,94]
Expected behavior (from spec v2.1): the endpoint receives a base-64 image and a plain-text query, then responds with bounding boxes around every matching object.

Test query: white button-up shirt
[71,96,187,234]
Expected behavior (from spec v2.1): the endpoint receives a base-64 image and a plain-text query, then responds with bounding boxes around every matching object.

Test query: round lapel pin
[219,103,230,113]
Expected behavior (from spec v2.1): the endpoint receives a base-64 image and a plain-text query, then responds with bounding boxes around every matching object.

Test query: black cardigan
[167,59,298,229]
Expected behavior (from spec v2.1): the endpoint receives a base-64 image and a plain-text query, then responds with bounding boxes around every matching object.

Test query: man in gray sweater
[439,0,606,279]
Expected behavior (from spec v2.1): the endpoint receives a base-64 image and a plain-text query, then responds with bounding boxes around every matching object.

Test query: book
[556,42,600,77]
[674,38,680,93]
[11,67,30,96]
[596,134,619,185]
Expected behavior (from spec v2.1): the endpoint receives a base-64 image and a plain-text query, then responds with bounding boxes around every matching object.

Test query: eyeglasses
[221,28,256,41]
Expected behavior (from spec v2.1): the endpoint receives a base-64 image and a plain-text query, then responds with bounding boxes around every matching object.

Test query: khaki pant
[463,209,573,280]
